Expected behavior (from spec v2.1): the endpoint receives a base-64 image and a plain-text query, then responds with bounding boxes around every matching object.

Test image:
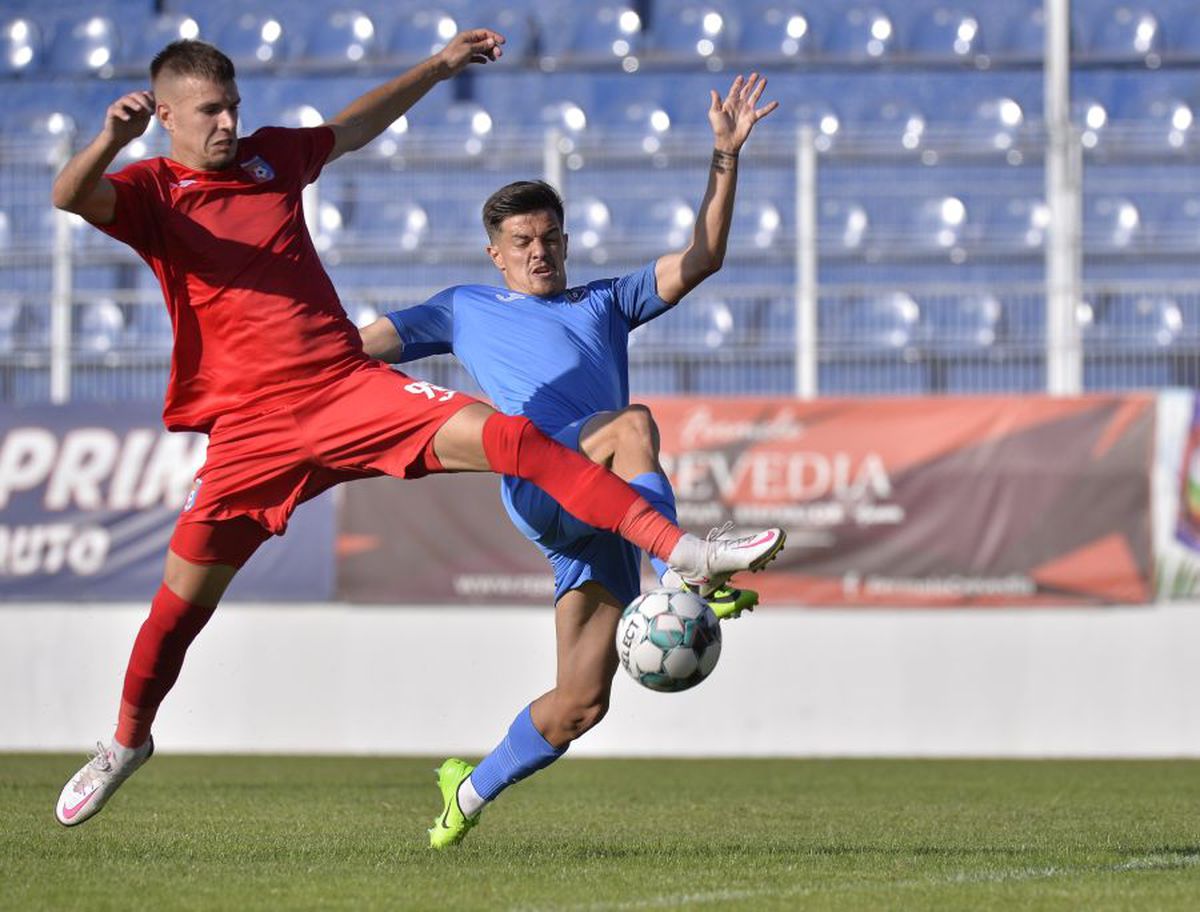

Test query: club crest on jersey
[240,156,275,183]
[183,477,202,512]
[565,287,586,302]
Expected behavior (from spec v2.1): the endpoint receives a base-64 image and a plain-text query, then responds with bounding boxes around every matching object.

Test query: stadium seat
[565,195,614,263]
[1148,195,1200,253]
[1120,92,1195,152]
[995,3,1043,59]
[1,15,43,75]
[1082,5,1161,62]
[693,360,794,395]
[730,199,786,255]
[902,6,985,62]
[544,4,645,65]
[295,9,378,67]
[382,8,459,63]
[792,97,843,151]
[825,6,896,61]
[1072,95,1110,151]
[941,357,1045,393]
[854,96,928,152]
[615,196,695,250]
[920,292,1003,354]
[978,195,1049,253]
[74,299,126,353]
[737,3,822,60]
[963,94,1028,153]
[121,12,202,66]
[0,294,19,354]
[818,198,871,255]
[627,360,683,395]
[649,1,739,63]
[125,298,174,352]
[591,96,674,156]
[46,12,121,76]
[344,199,431,253]
[1086,294,1191,351]
[1083,195,1144,253]
[214,9,290,70]
[822,291,921,351]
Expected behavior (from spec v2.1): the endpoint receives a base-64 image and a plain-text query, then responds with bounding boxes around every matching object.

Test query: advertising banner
[0,404,335,602]
[1153,389,1200,599]
[651,395,1154,606]
[337,395,1155,607]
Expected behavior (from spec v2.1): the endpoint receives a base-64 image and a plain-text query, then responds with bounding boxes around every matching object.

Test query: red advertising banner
[649,395,1154,606]
[336,395,1155,607]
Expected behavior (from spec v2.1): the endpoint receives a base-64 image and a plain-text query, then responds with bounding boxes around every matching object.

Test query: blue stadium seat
[649,1,739,63]
[730,199,786,256]
[1082,5,1161,62]
[1117,91,1196,152]
[46,12,121,76]
[74,299,126,353]
[2,14,43,75]
[994,3,1043,59]
[382,8,459,63]
[0,294,19,354]
[1072,95,1110,152]
[1083,195,1144,253]
[342,199,431,253]
[121,12,203,66]
[627,360,683,395]
[978,195,1048,253]
[921,292,1002,355]
[543,4,645,65]
[1086,294,1192,351]
[822,291,921,351]
[1082,358,1174,391]
[824,6,896,61]
[612,196,695,250]
[212,8,292,70]
[850,96,929,152]
[791,97,843,151]
[295,9,379,67]
[590,96,674,155]
[737,3,822,60]
[1148,195,1200,253]
[818,198,871,255]
[565,195,614,264]
[902,6,985,62]
[961,94,1028,154]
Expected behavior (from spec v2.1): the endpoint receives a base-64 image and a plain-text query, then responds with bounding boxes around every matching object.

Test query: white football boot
[676,523,786,597]
[55,737,154,826]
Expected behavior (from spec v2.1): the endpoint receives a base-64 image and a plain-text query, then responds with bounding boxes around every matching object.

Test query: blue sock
[470,704,566,801]
[629,471,678,583]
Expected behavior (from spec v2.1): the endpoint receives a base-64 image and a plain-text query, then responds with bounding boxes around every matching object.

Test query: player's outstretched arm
[654,74,778,306]
[51,90,155,224]
[324,29,504,164]
[360,316,406,363]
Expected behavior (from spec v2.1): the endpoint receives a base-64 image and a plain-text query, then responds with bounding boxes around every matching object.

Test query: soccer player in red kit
[50,36,785,828]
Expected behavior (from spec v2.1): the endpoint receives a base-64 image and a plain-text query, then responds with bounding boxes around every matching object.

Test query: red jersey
[97,126,365,432]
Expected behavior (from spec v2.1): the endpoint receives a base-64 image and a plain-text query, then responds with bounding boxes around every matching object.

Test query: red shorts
[170,363,479,566]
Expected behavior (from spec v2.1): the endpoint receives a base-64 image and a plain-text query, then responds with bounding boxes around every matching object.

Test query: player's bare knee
[550,693,610,741]
[616,404,659,459]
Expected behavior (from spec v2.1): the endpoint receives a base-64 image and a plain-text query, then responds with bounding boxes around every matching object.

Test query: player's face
[157,76,240,171]
[487,210,568,297]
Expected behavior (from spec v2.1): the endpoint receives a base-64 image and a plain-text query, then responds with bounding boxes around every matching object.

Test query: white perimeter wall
[4,602,1200,757]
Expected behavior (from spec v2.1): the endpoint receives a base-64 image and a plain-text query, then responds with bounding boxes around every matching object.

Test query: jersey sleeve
[385,287,456,363]
[295,125,335,186]
[90,161,165,255]
[610,261,673,328]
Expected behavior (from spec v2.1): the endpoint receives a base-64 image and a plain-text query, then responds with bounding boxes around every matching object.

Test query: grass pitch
[2,755,1198,911]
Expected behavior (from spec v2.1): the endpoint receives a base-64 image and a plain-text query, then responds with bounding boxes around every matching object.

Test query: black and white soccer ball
[615,587,722,693]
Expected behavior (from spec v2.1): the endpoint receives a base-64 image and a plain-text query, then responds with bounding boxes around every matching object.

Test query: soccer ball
[615,587,722,693]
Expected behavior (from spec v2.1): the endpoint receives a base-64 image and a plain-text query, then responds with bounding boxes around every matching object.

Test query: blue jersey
[385,262,671,435]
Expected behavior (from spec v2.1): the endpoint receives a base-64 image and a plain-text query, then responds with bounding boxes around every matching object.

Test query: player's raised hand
[102,91,155,147]
[708,74,778,154]
[436,29,505,78]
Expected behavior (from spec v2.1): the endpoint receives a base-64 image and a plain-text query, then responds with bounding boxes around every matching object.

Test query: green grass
[2,755,1198,911]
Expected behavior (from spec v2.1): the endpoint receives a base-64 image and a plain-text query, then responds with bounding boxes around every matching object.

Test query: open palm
[708,73,778,152]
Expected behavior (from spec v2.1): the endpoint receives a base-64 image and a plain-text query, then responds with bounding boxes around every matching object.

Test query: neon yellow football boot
[428,758,480,849]
[704,584,760,620]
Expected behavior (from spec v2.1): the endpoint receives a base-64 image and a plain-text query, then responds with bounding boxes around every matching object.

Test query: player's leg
[55,518,268,826]
[429,403,786,591]
[430,582,623,849]
[577,406,759,618]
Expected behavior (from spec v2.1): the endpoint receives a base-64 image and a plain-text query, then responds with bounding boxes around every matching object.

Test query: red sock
[115,585,215,748]
[481,413,684,561]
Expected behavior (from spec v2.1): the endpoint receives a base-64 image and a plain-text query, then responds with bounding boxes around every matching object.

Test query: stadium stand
[1,0,1198,401]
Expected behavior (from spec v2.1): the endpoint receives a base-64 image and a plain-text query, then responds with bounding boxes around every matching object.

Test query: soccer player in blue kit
[360,74,780,847]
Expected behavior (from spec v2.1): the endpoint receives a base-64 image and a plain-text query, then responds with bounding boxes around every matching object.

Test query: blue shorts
[500,414,641,606]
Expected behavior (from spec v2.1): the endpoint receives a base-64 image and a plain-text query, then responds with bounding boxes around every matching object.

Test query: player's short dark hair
[482,180,565,240]
[150,40,236,85]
